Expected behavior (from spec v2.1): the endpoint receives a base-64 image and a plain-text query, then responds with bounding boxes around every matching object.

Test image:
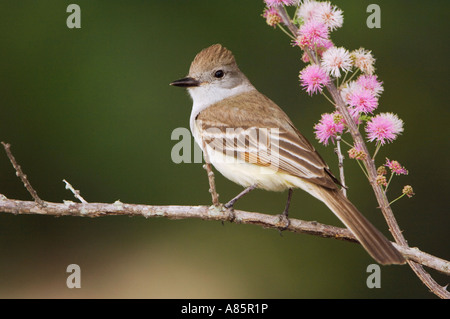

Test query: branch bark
[0,196,449,276]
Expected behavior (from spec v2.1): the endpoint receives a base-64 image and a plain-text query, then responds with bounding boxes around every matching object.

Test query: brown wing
[196,90,339,190]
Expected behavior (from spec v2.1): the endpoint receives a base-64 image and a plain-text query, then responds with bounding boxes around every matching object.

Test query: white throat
[188,82,255,133]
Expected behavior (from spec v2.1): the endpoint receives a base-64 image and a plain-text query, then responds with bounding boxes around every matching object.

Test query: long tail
[312,185,405,265]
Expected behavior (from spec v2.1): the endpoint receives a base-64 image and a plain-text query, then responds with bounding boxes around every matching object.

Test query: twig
[334,136,347,197]
[201,137,220,206]
[0,197,448,276]
[1,142,46,207]
[63,179,88,204]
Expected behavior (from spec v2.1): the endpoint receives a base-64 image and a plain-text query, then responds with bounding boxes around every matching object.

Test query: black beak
[170,77,200,88]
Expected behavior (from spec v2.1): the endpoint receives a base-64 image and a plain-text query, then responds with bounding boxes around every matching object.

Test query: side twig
[201,137,220,206]
[1,142,46,207]
[334,136,347,197]
[63,179,88,204]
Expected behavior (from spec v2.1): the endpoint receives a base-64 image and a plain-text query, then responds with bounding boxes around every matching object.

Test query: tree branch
[0,196,448,276]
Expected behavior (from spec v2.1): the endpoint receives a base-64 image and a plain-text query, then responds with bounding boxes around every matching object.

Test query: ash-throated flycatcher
[171,44,404,265]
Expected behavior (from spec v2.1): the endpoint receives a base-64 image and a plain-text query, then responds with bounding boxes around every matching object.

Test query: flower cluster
[348,145,367,160]
[375,158,413,199]
[262,0,413,201]
[282,1,403,147]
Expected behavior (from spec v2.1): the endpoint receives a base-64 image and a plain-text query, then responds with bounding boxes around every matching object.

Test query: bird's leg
[277,188,293,231]
[224,184,257,209]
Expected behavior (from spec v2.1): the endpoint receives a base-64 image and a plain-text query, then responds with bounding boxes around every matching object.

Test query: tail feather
[313,186,405,265]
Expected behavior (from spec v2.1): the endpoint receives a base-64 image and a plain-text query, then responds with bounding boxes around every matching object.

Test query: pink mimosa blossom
[263,7,282,27]
[296,20,330,49]
[299,64,330,95]
[356,75,384,97]
[312,1,344,30]
[347,88,378,114]
[351,48,376,75]
[385,158,408,175]
[321,46,352,78]
[366,113,404,145]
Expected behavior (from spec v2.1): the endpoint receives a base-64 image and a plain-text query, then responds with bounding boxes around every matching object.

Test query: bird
[170,44,405,265]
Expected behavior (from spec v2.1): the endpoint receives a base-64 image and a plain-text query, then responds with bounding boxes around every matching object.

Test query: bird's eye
[214,70,224,78]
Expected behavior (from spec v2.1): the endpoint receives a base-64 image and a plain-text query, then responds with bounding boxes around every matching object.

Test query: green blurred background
[0,0,448,298]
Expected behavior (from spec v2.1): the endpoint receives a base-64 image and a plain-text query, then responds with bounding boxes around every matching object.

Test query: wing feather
[196,90,338,189]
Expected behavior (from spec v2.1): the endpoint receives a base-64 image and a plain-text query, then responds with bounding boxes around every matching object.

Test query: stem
[344,68,360,84]
[356,158,370,180]
[340,137,354,148]
[341,70,349,86]
[321,91,337,106]
[372,141,382,159]
[385,172,395,192]
[389,193,405,206]
[277,23,296,40]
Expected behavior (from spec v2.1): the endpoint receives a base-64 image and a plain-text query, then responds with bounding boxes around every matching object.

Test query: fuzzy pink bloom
[340,80,358,104]
[314,112,345,145]
[321,46,353,78]
[351,48,376,74]
[298,0,323,21]
[264,0,295,7]
[312,1,344,30]
[296,20,330,49]
[366,113,404,145]
[385,158,408,175]
[299,64,330,95]
[347,88,378,114]
[356,75,384,97]
[263,7,282,27]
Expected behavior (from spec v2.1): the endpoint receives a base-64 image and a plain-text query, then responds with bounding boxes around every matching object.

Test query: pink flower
[366,113,404,145]
[314,112,345,145]
[299,64,330,95]
[351,48,376,75]
[312,1,344,30]
[264,0,295,7]
[356,75,384,97]
[348,144,367,160]
[296,20,330,49]
[340,80,359,104]
[347,88,378,114]
[402,185,414,198]
[298,0,323,21]
[321,46,353,78]
[385,158,408,175]
[376,175,387,186]
[263,7,282,27]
